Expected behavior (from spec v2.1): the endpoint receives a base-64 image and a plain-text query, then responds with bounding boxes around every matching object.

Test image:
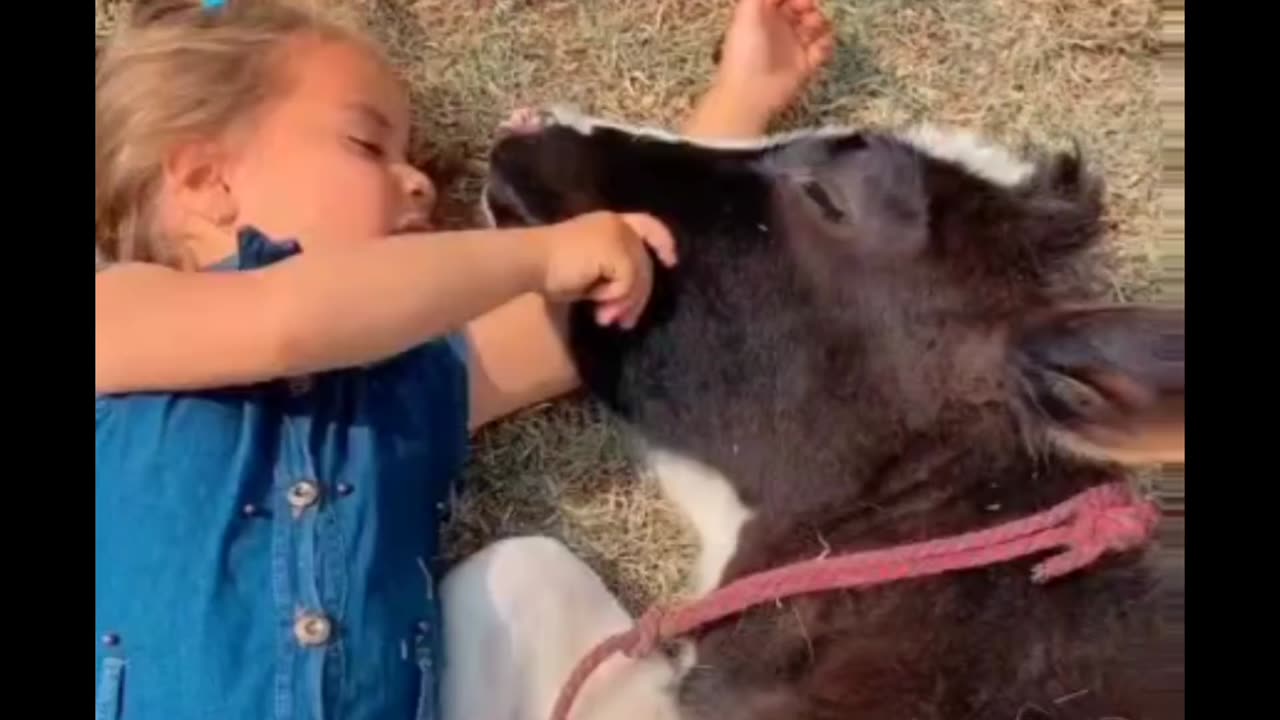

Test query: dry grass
[444,401,697,614]
[95,0,1161,612]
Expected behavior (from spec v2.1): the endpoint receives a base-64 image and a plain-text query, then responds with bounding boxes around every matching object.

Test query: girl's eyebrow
[344,102,392,131]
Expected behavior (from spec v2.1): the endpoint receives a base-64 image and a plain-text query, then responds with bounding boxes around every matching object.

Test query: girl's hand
[535,211,678,329]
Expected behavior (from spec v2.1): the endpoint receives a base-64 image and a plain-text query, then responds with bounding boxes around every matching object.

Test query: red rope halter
[549,481,1159,720]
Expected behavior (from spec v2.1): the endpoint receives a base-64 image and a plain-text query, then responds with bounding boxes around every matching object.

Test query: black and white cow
[441,109,1184,720]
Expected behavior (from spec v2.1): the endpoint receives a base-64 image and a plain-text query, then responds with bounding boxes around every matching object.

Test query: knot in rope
[621,606,669,659]
[1032,483,1160,582]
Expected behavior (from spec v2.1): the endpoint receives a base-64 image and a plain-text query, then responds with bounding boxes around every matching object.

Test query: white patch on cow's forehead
[546,105,856,151]
[545,106,1036,188]
[900,124,1035,187]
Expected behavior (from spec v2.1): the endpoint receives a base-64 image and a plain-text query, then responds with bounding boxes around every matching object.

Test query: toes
[798,11,831,44]
[501,107,536,128]
[777,0,802,23]
[786,0,825,24]
[498,107,548,136]
[782,0,832,46]
[807,36,835,72]
[742,0,783,21]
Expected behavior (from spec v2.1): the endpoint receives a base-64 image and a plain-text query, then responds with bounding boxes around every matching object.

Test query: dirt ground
[95,0,1162,613]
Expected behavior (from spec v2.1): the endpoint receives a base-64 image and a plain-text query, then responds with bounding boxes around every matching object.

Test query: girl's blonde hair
[95,0,358,267]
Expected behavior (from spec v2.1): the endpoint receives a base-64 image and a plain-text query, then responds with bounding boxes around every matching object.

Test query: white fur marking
[545,107,1036,188]
[479,183,498,228]
[901,124,1035,187]
[642,447,754,597]
[548,104,856,151]
[441,536,681,720]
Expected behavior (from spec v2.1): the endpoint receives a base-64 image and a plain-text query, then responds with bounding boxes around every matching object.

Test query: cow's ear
[1013,305,1184,465]
[1012,149,1107,268]
[769,135,930,262]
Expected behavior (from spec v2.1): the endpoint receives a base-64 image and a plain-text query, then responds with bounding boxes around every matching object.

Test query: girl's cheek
[384,174,407,226]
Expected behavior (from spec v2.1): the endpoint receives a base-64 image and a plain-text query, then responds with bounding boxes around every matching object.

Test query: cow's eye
[801,180,846,223]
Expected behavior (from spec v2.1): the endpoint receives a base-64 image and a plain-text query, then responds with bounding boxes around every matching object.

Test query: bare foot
[720,0,834,119]
[685,0,835,138]
[497,107,551,137]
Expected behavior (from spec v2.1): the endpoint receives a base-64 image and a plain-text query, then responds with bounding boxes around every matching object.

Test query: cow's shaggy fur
[470,110,1183,720]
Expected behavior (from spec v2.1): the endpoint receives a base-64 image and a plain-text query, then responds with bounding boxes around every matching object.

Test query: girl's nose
[400,164,438,217]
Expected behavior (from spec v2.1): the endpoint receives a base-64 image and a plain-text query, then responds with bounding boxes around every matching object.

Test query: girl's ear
[162,139,238,228]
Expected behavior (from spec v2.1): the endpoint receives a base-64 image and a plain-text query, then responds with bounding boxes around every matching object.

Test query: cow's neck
[717,432,1115,586]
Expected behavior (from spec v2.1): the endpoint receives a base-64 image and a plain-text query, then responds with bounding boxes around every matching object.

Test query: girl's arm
[463,89,781,430]
[465,0,834,425]
[464,294,577,429]
[95,212,673,396]
[464,1,834,428]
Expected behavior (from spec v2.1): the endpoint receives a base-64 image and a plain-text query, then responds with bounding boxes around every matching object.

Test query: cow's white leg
[441,536,681,720]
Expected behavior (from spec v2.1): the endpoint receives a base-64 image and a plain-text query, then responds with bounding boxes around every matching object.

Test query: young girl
[94,1,833,718]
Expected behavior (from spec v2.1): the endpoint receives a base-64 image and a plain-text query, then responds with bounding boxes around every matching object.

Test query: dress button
[336,483,353,497]
[287,375,313,397]
[293,612,332,647]
[101,633,120,647]
[287,481,321,516]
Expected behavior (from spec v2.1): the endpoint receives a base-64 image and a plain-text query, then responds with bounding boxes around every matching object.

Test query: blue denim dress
[95,230,469,720]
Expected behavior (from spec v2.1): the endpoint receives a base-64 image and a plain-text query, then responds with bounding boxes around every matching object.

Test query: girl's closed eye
[348,136,385,159]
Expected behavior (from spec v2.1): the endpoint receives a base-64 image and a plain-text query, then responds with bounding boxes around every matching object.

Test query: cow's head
[486,109,1182,469]
[486,109,1183,719]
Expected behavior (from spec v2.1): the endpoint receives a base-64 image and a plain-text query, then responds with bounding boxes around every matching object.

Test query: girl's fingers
[591,274,638,327]
[618,288,645,328]
[616,299,643,329]
[621,213,678,268]
[589,213,664,328]
[596,297,639,328]
[590,276,630,303]
[595,303,621,327]
[595,267,652,329]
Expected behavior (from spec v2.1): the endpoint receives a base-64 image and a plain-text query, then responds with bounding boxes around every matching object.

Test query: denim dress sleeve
[95,229,469,720]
